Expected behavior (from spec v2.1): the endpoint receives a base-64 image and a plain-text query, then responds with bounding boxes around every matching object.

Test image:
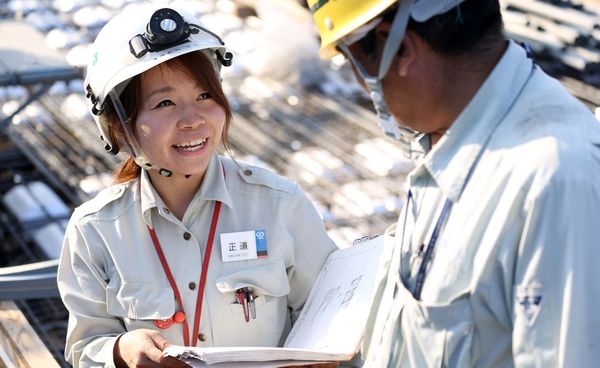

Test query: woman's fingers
[148,332,191,367]
[115,329,190,367]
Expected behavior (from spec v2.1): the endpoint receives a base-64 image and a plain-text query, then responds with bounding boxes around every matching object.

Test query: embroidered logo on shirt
[515,285,543,326]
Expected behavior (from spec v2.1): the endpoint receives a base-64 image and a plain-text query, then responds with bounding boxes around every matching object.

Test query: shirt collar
[140,154,234,227]
[189,154,233,211]
[410,40,534,202]
[140,169,159,227]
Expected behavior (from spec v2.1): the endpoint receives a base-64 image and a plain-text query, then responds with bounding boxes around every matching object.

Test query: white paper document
[165,236,386,366]
[284,236,384,351]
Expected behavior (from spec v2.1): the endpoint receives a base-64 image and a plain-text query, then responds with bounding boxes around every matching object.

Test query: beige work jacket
[57,154,337,368]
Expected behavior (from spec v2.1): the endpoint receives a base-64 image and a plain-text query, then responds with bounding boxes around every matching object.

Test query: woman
[57,4,337,367]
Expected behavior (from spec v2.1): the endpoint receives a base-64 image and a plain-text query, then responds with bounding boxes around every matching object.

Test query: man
[306,0,600,366]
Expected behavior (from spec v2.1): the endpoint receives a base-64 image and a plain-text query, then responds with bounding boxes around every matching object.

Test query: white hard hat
[84,3,232,156]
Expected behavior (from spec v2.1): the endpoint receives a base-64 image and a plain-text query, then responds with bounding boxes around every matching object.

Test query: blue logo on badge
[255,229,267,258]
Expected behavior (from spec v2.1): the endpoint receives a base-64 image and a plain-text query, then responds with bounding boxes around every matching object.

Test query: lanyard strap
[147,200,222,346]
[408,194,453,300]
[191,200,221,346]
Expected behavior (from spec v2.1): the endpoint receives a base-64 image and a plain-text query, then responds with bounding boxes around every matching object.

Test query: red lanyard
[147,200,222,346]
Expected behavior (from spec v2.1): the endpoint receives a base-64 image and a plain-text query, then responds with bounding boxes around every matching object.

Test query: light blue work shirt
[363,41,600,367]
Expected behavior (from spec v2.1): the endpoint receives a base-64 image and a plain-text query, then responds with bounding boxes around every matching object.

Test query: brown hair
[102,51,233,184]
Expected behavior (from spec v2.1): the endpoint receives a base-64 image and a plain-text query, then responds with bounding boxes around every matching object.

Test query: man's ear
[375,23,417,78]
[396,30,417,77]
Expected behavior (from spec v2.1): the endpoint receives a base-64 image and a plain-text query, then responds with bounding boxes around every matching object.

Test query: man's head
[308,0,502,59]
[307,0,504,152]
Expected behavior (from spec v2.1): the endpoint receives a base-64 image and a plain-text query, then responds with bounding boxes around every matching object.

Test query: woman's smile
[134,63,226,177]
[173,137,208,154]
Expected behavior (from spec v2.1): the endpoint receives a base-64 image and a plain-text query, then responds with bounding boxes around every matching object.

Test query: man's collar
[410,41,534,201]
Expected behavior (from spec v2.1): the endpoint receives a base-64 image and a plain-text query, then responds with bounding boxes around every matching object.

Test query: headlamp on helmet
[128,8,232,67]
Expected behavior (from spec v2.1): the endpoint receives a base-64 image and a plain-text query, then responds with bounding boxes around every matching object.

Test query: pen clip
[237,288,250,322]
[246,288,256,320]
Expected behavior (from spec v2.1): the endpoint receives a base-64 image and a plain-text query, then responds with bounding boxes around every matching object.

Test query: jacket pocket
[213,258,291,346]
[400,287,474,368]
[214,258,290,297]
[106,278,175,320]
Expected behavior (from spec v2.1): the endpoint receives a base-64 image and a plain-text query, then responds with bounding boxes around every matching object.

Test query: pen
[246,288,256,320]
[237,288,249,322]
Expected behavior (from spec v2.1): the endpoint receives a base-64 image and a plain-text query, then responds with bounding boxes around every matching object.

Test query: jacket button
[244,169,252,176]
[189,282,196,290]
[198,333,207,342]
[163,207,170,214]
[183,232,191,240]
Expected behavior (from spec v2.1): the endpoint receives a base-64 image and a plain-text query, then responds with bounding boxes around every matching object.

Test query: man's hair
[406,0,504,56]
[356,0,504,57]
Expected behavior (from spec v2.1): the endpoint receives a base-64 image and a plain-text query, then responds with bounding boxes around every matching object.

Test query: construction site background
[1,0,600,366]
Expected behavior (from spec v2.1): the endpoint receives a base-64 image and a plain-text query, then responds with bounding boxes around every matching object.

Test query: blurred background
[1,0,600,365]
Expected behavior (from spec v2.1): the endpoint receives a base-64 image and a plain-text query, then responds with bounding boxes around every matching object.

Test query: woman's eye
[197,92,211,101]
[155,99,174,108]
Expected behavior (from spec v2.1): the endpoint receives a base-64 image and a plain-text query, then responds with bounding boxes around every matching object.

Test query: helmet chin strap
[133,156,174,177]
[339,0,425,158]
[109,91,175,177]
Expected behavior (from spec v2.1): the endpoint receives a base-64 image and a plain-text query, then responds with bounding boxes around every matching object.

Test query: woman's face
[134,63,226,177]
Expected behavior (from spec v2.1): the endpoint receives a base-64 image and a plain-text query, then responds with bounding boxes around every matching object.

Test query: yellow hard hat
[307,0,397,59]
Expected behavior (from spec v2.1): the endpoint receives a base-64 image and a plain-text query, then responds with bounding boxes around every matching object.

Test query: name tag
[220,229,268,262]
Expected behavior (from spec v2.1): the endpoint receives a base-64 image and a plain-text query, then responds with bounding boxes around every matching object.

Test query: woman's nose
[177,104,205,130]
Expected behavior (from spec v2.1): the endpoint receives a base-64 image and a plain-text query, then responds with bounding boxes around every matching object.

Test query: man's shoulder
[495,121,600,203]
[497,66,599,160]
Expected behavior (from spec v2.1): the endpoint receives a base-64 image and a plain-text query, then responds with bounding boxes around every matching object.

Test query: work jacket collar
[409,41,534,202]
[140,154,233,228]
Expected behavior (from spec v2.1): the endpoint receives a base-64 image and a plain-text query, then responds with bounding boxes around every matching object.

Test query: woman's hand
[114,329,190,367]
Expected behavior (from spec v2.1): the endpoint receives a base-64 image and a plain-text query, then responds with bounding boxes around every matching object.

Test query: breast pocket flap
[106,279,175,320]
[215,258,290,297]
[401,290,475,367]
